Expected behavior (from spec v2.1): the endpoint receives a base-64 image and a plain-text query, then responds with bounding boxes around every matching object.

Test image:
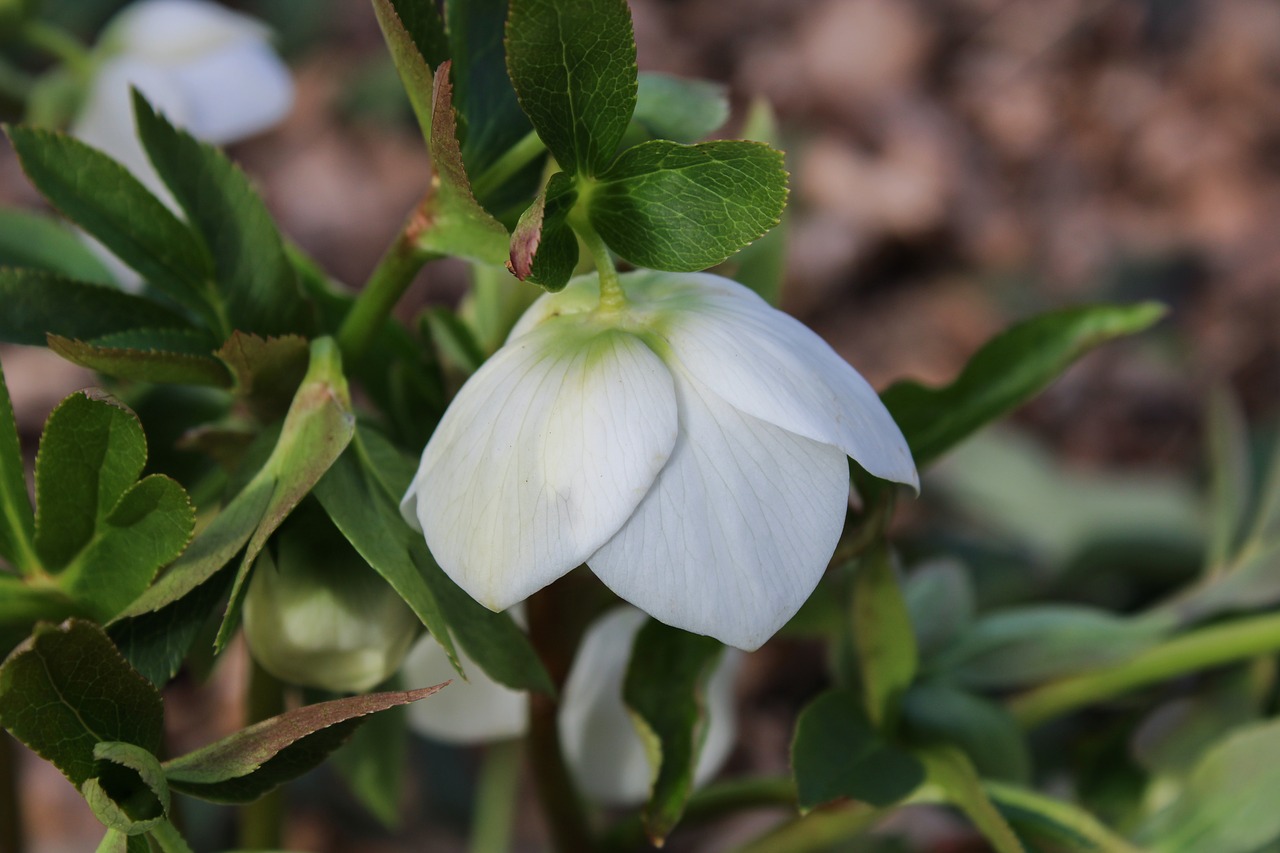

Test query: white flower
[71,0,294,206]
[402,271,918,651]
[402,606,742,805]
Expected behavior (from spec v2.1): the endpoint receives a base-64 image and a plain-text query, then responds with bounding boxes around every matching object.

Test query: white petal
[106,0,271,61]
[403,320,678,611]
[652,272,917,489]
[558,607,741,805]
[168,42,294,143]
[401,634,528,744]
[589,367,850,650]
[507,274,601,342]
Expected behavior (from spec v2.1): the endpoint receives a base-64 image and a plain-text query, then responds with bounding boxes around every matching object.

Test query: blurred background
[2,0,1278,849]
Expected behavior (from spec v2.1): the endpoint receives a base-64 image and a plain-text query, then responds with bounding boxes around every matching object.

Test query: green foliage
[623,73,729,149]
[715,99,788,305]
[918,746,1024,853]
[47,332,230,388]
[902,683,1029,783]
[590,140,788,272]
[851,547,917,731]
[330,686,408,828]
[373,0,444,141]
[882,302,1167,468]
[505,0,637,177]
[623,620,724,844]
[0,208,113,283]
[0,360,36,574]
[507,171,578,290]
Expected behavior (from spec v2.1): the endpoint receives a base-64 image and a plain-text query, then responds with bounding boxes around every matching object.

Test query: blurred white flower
[402,271,917,651]
[403,606,742,805]
[73,0,294,203]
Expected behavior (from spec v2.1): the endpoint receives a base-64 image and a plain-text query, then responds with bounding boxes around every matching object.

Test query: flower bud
[243,515,419,693]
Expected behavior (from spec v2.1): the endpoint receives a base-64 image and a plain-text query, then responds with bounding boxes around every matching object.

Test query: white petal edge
[401,633,528,744]
[403,320,678,612]
[168,41,294,143]
[107,0,272,61]
[654,272,918,489]
[588,367,850,651]
[558,607,742,805]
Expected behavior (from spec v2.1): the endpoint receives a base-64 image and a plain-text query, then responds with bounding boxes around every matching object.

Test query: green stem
[471,130,547,201]
[20,21,93,78]
[735,802,881,853]
[239,661,285,850]
[567,209,624,311]
[601,776,796,851]
[1,731,23,853]
[149,821,196,853]
[0,56,34,100]
[1009,611,1280,728]
[526,584,596,852]
[336,224,435,363]
[468,739,523,853]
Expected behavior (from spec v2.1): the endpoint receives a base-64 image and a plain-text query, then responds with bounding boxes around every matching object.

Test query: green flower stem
[1008,611,1280,729]
[1,731,24,853]
[19,21,93,78]
[735,802,881,853]
[526,583,596,852]
[471,130,547,201]
[149,821,196,853]
[601,776,797,851]
[468,739,523,853]
[239,660,285,850]
[567,210,625,311]
[336,224,437,363]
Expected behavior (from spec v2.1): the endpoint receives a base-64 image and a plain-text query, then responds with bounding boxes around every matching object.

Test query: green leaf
[791,688,924,811]
[715,100,788,305]
[82,740,170,835]
[505,0,637,176]
[929,605,1169,690]
[0,360,37,573]
[507,171,578,291]
[32,391,148,571]
[372,0,440,142]
[48,333,231,388]
[313,429,460,676]
[1205,389,1250,573]
[214,332,310,422]
[0,268,194,347]
[903,559,975,660]
[882,302,1167,468]
[413,62,510,266]
[109,569,236,687]
[852,546,917,731]
[918,746,1025,853]
[0,576,79,628]
[623,620,724,844]
[0,619,163,789]
[162,684,445,803]
[3,126,219,327]
[1136,720,1280,853]
[0,208,114,284]
[623,73,730,149]
[331,682,407,828]
[902,683,1029,783]
[589,140,788,272]
[984,781,1145,853]
[447,0,533,181]
[131,92,308,337]
[458,260,541,356]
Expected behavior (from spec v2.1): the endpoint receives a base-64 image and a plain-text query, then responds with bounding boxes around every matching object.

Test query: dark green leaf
[715,100,787,305]
[791,688,924,811]
[4,126,218,326]
[881,302,1166,468]
[624,72,729,148]
[902,683,1029,783]
[590,140,788,271]
[507,171,578,291]
[162,684,445,803]
[32,391,147,571]
[0,268,194,347]
[214,332,310,422]
[0,619,163,788]
[82,741,170,834]
[331,681,407,828]
[0,576,79,627]
[0,208,114,284]
[918,746,1025,853]
[623,620,724,844]
[505,0,637,176]
[373,0,440,141]
[47,334,230,387]
[0,360,37,573]
[903,559,975,660]
[413,62,510,265]
[131,92,308,337]
[852,546,917,731]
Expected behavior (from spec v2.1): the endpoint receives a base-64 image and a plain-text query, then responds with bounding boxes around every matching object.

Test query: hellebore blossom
[403,606,742,805]
[71,0,294,204]
[243,521,420,694]
[403,271,918,651]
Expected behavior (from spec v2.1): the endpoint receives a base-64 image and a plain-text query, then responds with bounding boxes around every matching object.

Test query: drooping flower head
[403,271,917,650]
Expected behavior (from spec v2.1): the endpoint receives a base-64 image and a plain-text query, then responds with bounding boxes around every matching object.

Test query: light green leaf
[3,126,219,327]
[372,0,446,140]
[918,745,1025,853]
[505,0,637,176]
[623,620,724,844]
[82,741,170,835]
[984,781,1144,853]
[622,72,730,149]
[0,268,195,348]
[0,359,37,573]
[0,619,163,789]
[852,546,917,731]
[882,302,1166,467]
[790,688,924,811]
[131,92,308,337]
[0,208,114,284]
[589,140,788,272]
